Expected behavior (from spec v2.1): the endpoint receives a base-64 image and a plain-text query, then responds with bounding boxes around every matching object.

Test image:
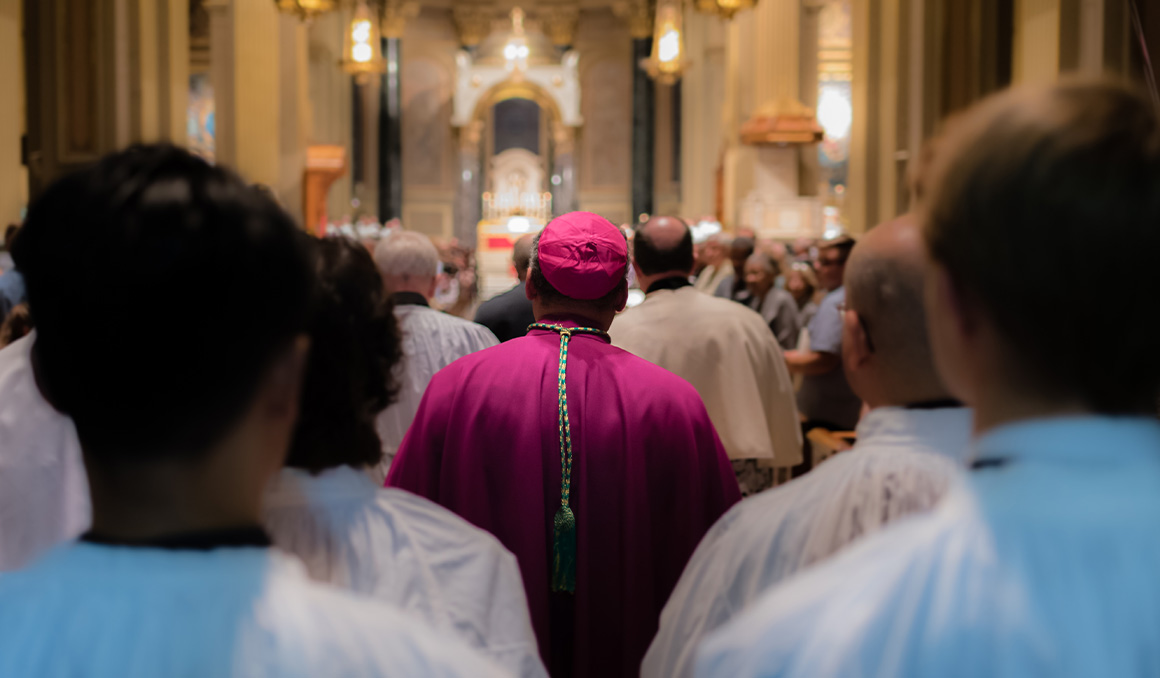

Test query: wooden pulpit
[303,145,347,236]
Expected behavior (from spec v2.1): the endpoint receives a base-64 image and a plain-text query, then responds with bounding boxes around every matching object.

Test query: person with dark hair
[263,236,545,678]
[611,216,801,497]
[713,235,755,301]
[474,233,537,342]
[387,211,741,678]
[372,230,497,481]
[742,252,800,350]
[0,302,32,348]
[696,79,1160,678]
[0,145,503,676]
[647,216,971,678]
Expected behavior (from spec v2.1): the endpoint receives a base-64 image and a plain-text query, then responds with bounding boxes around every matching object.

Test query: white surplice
[0,333,90,571]
[0,541,509,677]
[263,466,546,678]
[610,286,801,466]
[643,406,971,678]
[374,305,498,482]
[695,416,1160,678]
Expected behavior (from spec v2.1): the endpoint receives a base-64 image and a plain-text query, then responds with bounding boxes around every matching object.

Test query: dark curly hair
[287,237,403,473]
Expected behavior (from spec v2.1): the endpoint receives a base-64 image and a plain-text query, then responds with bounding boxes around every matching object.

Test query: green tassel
[551,505,577,593]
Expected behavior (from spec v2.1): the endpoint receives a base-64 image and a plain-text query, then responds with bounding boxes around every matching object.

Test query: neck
[83,450,265,540]
[535,308,614,332]
[638,270,691,293]
[971,388,1089,436]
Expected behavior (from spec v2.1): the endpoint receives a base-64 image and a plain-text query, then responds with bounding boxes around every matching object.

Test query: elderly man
[373,231,497,479]
[644,215,970,678]
[713,236,755,302]
[474,234,537,342]
[0,145,499,676]
[387,211,741,678]
[611,216,800,496]
[693,233,733,294]
[696,80,1160,678]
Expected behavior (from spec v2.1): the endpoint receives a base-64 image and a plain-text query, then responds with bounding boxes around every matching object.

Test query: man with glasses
[784,235,862,473]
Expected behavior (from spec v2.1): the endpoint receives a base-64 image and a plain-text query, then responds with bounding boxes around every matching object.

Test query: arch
[452,50,582,127]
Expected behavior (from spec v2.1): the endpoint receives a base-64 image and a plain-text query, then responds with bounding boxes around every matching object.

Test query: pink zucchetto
[537,211,628,300]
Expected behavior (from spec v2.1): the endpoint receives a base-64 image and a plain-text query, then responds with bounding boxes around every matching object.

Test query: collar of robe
[526,321,611,594]
[645,275,693,295]
[390,291,429,307]
[81,525,272,551]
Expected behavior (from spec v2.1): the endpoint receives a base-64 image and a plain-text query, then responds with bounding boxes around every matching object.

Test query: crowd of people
[1,77,1159,678]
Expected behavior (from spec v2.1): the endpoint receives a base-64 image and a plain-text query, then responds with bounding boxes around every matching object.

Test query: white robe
[694,416,1160,678]
[263,466,546,678]
[643,406,971,678]
[0,333,90,571]
[610,286,801,466]
[375,305,498,481]
[0,542,510,677]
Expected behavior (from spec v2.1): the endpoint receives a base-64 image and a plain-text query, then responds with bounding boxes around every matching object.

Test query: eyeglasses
[837,302,875,353]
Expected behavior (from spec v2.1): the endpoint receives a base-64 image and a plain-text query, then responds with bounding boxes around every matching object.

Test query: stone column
[207,0,309,223]
[0,0,25,225]
[378,36,402,221]
[551,121,578,215]
[455,120,483,244]
[631,35,655,223]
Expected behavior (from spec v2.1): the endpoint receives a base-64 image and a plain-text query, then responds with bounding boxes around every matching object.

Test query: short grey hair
[373,231,439,280]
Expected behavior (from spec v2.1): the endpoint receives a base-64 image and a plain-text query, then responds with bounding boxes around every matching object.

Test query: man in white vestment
[373,231,498,480]
[0,332,89,571]
[643,214,970,678]
[264,236,545,678]
[693,233,732,294]
[611,216,801,496]
[696,80,1160,678]
[0,146,506,678]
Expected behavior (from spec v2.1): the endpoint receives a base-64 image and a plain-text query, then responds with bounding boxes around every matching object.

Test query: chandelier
[693,0,757,20]
[641,0,689,85]
[273,0,340,21]
[341,1,387,83]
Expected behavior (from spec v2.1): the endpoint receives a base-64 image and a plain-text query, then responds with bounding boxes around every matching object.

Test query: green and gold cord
[528,322,609,594]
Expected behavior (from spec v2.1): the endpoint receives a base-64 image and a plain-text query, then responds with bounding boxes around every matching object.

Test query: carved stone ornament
[453,5,496,47]
[539,5,580,47]
[612,0,655,39]
[381,0,420,38]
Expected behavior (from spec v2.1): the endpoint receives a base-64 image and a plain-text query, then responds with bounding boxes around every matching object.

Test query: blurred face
[744,260,774,298]
[730,248,750,274]
[785,270,810,303]
[924,263,974,404]
[816,247,847,291]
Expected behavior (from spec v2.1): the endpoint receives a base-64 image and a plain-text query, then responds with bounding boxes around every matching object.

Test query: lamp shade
[341,2,387,83]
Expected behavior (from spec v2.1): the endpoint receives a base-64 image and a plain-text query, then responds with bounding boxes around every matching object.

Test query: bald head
[633,216,694,277]
[844,215,948,406]
[512,233,534,282]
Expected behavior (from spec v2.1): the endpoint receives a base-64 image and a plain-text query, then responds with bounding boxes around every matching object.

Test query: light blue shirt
[695,415,1160,678]
[0,270,24,323]
[796,286,861,428]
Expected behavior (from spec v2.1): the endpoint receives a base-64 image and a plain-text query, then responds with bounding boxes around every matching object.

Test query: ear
[931,264,976,340]
[615,284,629,313]
[841,309,871,374]
[525,274,538,301]
[259,335,311,422]
[631,260,644,280]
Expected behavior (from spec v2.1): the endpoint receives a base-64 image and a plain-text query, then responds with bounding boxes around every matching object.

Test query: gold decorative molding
[551,120,575,154]
[539,5,580,47]
[452,5,495,47]
[612,0,654,39]
[381,0,420,39]
[459,120,485,150]
[740,99,824,145]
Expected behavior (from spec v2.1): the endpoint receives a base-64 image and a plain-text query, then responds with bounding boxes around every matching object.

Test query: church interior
[2,0,1157,287]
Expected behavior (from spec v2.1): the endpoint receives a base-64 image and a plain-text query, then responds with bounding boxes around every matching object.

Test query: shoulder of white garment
[612,287,773,344]
[0,333,90,571]
[645,420,968,678]
[692,488,986,678]
[264,467,544,678]
[0,542,513,677]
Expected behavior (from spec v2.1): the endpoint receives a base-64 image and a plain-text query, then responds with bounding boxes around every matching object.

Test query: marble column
[631,36,655,223]
[455,120,483,244]
[551,121,578,215]
[378,36,402,221]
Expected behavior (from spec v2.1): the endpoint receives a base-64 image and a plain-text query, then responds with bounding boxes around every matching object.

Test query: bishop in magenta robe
[387,212,741,678]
